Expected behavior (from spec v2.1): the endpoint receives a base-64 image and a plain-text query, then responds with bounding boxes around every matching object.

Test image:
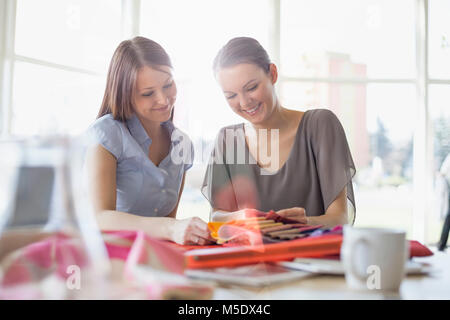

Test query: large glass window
[12,61,103,135]
[280,81,416,234]
[140,0,270,134]
[15,0,121,74]
[428,0,450,79]
[280,0,416,79]
[10,0,123,136]
[280,0,417,237]
[429,85,450,244]
[428,0,450,245]
[140,0,271,221]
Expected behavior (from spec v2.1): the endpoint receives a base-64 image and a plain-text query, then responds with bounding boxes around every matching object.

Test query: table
[1,230,448,300]
[211,248,450,300]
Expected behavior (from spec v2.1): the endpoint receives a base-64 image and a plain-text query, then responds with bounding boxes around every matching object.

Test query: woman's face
[133,65,177,123]
[216,63,278,125]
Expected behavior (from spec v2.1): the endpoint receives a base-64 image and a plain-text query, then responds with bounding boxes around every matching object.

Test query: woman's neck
[251,101,290,131]
[138,116,165,140]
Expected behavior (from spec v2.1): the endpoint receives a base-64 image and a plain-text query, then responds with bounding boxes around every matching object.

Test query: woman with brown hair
[202,37,356,228]
[87,36,213,245]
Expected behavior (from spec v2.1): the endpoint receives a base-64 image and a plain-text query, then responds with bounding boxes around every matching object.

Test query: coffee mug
[341,226,409,292]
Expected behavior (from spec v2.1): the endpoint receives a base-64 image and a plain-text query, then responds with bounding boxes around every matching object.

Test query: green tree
[434,116,450,168]
[371,117,393,160]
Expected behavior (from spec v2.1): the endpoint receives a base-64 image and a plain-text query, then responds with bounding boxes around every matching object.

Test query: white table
[212,248,450,300]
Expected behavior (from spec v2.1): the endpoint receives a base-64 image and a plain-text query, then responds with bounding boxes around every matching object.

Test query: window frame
[0,0,141,137]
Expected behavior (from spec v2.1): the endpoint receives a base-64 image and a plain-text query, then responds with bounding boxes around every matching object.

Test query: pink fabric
[1,234,87,286]
[105,243,130,261]
[103,230,186,275]
[103,231,212,299]
[0,231,212,299]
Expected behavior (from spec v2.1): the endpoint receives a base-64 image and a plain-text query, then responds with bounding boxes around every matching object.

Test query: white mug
[341,226,409,292]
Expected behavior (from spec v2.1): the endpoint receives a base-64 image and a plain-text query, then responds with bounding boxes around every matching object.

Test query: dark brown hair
[213,37,271,74]
[97,36,173,121]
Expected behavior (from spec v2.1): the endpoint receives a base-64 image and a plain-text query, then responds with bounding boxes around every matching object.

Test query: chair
[438,155,450,251]
[438,194,450,251]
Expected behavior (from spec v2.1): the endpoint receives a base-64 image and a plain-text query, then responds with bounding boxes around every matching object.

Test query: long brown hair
[97,36,173,121]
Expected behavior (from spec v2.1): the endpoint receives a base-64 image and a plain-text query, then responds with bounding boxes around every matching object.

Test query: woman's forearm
[212,208,347,229]
[96,210,176,241]
[307,187,349,228]
[306,213,348,229]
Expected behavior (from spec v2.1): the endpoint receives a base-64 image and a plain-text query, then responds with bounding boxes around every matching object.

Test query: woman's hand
[170,217,215,245]
[275,207,308,224]
[211,209,246,222]
[211,208,267,222]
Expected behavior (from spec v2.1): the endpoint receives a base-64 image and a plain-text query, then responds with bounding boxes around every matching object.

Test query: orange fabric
[182,235,434,269]
[185,234,343,269]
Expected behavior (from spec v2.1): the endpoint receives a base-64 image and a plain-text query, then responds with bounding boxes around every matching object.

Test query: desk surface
[211,249,450,300]
[1,230,447,300]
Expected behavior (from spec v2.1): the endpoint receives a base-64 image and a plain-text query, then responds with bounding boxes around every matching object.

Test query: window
[280,0,416,79]
[279,0,418,237]
[12,61,104,135]
[429,85,450,243]
[0,0,444,244]
[140,0,272,221]
[428,0,450,244]
[7,0,123,136]
[428,0,450,79]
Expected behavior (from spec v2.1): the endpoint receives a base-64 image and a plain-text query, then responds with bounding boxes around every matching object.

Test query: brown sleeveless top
[201,108,356,223]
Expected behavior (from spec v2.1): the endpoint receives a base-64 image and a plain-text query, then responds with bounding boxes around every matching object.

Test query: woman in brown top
[202,37,356,228]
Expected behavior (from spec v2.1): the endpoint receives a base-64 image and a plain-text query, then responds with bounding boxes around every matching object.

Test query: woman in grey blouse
[86,37,213,245]
[202,37,356,228]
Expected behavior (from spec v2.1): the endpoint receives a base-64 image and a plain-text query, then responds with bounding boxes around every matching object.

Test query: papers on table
[184,258,433,288]
[184,263,312,287]
[277,258,434,275]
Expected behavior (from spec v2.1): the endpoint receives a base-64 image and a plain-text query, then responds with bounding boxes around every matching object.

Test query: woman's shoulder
[306,108,339,123]
[89,113,129,137]
[87,114,127,159]
[90,113,125,130]
[302,108,342,132]
[303,108,350,152]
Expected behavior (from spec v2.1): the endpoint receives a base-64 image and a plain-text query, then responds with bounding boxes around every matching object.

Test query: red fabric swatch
[409,240,434,257]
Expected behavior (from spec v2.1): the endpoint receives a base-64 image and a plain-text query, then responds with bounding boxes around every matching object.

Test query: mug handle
[349,237,372,281]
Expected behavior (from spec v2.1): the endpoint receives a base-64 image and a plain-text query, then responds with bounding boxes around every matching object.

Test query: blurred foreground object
[0,136,214,299]
[0,136,110,299]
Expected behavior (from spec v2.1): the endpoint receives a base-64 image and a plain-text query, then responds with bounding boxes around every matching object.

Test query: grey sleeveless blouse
[201,109,356,223]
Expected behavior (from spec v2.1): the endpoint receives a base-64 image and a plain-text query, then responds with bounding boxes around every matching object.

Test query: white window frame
[0,0,141,138]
